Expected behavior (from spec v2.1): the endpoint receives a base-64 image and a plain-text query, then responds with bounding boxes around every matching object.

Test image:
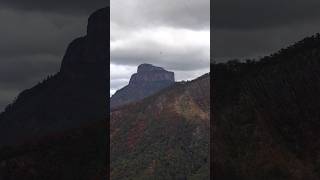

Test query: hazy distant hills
[111,73,210,179]
[214,33,320,180]
[110,64,175,109]
[0,7,108,180]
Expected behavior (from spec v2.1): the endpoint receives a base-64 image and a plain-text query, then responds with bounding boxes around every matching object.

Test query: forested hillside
[214,33,320,180]
[111,74,210,179]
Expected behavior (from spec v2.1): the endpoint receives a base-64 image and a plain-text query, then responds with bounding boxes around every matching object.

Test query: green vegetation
[111,74,210,179]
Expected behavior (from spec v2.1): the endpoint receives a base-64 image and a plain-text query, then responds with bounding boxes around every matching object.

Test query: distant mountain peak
[137,63,165,73]
[129,64,174,85]
[111,64,175,109]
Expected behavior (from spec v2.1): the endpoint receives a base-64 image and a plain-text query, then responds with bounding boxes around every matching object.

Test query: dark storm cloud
[213,0,320,29]
[0,89,19,111]
[0,10,87,58]
[0,55,59,84]
[213,0,320,62]
[0,54,61,111]
[0,0,107,15]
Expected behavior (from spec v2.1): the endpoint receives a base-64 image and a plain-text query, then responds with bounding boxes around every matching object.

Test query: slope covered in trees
[111,73,210,179]
[213,33,320,180]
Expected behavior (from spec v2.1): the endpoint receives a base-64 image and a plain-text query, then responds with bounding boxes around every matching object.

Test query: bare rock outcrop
[111,64,174,109]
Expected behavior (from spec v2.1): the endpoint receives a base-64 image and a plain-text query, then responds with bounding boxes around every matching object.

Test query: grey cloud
[214,18,320,61]
[213,0,320,63]
[0,54,61,110]
[111,46,209,71]
[111,79,129,90]
[213,0,320,30]
[0,89,20,113]
[111,27,209,71]
[0,9,86,58]
[0,0,107,15]
[0,54,60,84]
[0,54,60,103]
[111,0,209,30]
[174,68,210,81]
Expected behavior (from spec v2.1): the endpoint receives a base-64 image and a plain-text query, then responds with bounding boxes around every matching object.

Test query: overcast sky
[0,0,106,112]
[3,1,320,111]
[213,0,320,62]
[110,0,210,95]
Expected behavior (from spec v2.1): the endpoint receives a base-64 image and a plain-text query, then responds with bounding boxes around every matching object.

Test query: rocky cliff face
[110,64,174,109]
[0,7,108,179]
[129,64,174,85]
[111,73,210,179]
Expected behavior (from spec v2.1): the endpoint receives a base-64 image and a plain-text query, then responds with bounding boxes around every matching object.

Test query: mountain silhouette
[213,33,320,180]
[0,7,108,148]
[110,64,175,109]
[0,7,108,180]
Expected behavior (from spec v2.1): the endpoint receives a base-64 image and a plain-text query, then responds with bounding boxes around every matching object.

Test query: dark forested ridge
[213,33,320,180]
[111,73,210,179]
[0,7,108,179]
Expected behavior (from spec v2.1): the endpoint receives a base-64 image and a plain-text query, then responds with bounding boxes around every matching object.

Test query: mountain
[214,33,320,180]
[0,7,108,148]
[0,7,108,180]
[110,73,210,179]
[110,64,175,109]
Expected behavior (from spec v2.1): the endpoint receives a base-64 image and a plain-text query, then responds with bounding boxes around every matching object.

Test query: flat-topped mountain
[130,64,174,84]
[110,64,174,109]
[137,63,165,72]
